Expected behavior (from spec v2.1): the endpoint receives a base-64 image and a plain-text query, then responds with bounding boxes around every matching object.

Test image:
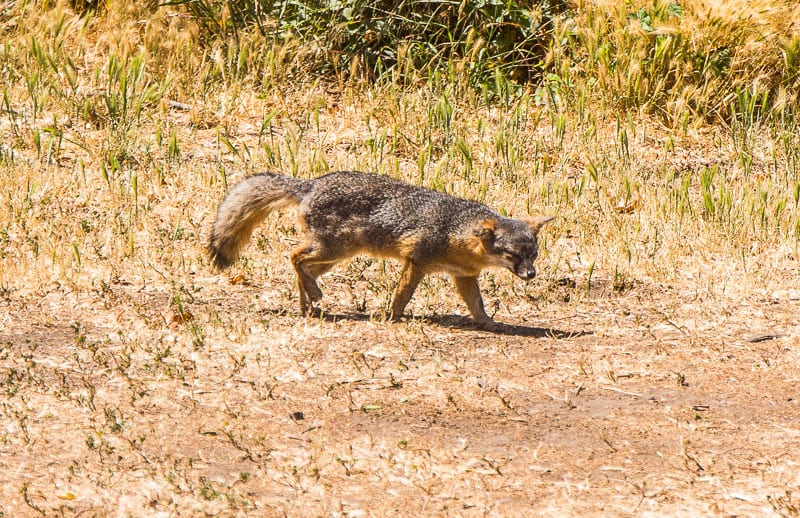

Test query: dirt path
[1,275,798,516]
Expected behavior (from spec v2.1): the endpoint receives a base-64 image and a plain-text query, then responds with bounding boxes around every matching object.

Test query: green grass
[1,0,799,301]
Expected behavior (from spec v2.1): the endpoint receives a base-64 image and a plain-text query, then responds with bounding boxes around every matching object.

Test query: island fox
[208,171,553,329]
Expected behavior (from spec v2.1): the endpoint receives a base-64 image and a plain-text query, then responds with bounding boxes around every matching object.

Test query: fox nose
[519,267,536,280]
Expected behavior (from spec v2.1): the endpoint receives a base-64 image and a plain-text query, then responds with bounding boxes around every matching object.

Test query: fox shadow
[263,308,590,338]
[422,314,591,338]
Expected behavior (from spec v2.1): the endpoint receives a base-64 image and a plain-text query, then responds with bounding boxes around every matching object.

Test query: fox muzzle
[514,264,537,280]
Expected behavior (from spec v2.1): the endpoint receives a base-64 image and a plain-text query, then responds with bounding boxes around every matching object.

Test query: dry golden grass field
[1,1,800,516]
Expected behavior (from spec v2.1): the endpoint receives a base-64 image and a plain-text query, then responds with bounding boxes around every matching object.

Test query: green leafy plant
[164,0,568,85]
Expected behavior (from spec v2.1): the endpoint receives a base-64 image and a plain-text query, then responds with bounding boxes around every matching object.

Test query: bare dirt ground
[2,100,799,515]
[1,262,799,516]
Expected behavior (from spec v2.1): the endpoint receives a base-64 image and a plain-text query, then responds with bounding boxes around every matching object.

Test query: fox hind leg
[389,261,426,320]
[291,242,340,315]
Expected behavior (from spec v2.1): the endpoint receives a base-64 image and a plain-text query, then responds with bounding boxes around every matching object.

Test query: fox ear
[525,216,554,234]
[473,218,497,240]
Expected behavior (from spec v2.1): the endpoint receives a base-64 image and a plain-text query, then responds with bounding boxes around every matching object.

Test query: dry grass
[1,1,799,515]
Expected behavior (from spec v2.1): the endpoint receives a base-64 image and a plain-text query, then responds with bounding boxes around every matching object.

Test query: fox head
[474,216,554,280]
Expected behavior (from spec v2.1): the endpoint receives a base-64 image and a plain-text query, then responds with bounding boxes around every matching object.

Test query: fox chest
[425,238,495,277]
[430,260,484,277]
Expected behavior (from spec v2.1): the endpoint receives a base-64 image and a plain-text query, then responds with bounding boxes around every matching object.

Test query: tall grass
[0,0,799,301]
[161,0,800,124]
[547,0,800,124]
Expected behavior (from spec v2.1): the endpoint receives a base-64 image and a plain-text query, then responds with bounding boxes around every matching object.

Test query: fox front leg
[389,261,426,320]
[453,276,502,331]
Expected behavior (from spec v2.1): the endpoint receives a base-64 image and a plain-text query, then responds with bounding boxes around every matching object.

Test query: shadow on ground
[262,307,593,338]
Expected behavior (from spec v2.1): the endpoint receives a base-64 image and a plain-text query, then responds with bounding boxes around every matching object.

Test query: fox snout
[514,262,537,280]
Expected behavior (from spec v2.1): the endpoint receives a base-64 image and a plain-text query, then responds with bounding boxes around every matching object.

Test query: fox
[208,171,553,330]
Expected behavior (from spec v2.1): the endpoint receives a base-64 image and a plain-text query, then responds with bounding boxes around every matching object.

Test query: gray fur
[208,171,553,327]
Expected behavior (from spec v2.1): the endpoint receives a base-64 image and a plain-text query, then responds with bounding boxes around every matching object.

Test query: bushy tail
[208,173,310,269]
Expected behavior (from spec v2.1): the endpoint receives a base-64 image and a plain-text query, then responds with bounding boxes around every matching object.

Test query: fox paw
[476,319,505,333]
[301,305,322,318]
[387,308,407,322]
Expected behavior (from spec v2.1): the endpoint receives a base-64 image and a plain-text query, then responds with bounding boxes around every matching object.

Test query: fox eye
[502,250,520,262]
